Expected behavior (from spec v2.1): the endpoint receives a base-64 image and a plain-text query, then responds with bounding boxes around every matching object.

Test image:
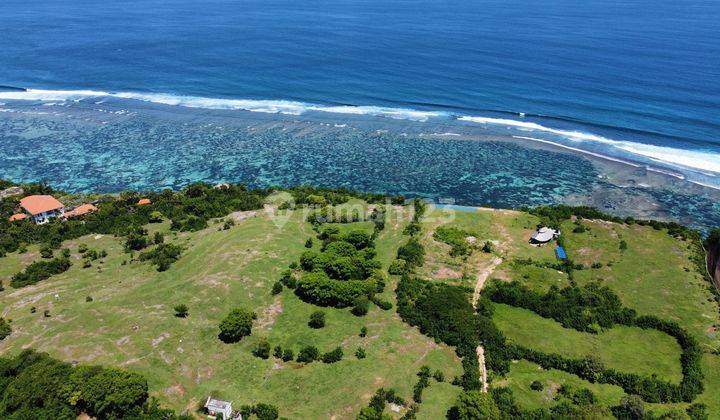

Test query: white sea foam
[0,89,444,122]
[462,116,720,174]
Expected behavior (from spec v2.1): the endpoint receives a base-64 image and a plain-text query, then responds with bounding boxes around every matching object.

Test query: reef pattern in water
[1,101,719,231]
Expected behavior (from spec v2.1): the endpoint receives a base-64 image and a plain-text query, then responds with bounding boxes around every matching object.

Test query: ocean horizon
[2,0,719,229]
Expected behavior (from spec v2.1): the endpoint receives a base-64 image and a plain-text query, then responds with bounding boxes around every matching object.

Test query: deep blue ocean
[1,0,720,228]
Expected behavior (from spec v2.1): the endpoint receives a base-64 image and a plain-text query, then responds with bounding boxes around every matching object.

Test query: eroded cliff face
[706,242,720,290]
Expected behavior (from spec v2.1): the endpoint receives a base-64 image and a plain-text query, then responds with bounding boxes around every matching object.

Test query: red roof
[19,195,64,215]
[9,213,27,222]
[137,198,151,205]
[65,203,98,218]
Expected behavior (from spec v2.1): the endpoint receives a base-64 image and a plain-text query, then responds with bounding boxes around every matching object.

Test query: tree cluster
[0,349,187,419]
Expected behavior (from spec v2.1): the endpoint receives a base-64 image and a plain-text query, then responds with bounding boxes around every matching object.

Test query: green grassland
[0,205,461,418]
[493,303,683,382]
[1,201,719,418]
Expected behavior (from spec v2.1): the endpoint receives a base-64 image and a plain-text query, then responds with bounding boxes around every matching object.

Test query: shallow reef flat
[1,99,719,231]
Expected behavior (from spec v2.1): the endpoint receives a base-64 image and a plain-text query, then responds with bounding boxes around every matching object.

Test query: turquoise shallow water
[1,99,719,231]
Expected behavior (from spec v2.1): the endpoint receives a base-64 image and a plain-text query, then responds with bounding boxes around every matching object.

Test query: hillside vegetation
[0,181,718,419]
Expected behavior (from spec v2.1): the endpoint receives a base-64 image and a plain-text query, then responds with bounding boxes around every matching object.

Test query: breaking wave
[0,89,445,122]
[460,116,720,174]
[1,88,719,176]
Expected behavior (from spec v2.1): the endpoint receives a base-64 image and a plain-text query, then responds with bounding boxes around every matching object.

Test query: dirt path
[473,256,502,393]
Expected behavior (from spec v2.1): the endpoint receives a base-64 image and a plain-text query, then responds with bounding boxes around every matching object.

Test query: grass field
[0,205,461,418]
[1,203,719,418]
[493,303,684,382]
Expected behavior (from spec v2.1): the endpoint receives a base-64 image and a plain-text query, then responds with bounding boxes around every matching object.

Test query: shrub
[530,380,543,391]
[124,232,148,252]
[40,245,53,259]
[281,349,294,362]
[149,211,164,223]
[273,345,283,359]
[252,338,271,359]
[78,243,88,254]
[433,370,445,382]
[321,346,343,363]
[351,296,370,316]
[253,403,279,420]
[449,390,500,420]
[85,296,93,302]
[296,346,320,363]
[295,272,376,307]
[308,311,326,328]
[11,257,72,288]
[279,269,296,289]
[619,240,628,251]
[0,318,11,340]
[153,231,164,244]
[360,326,367,337]
[482,241,494,253]
[388,259,407,275]
[218,308,256,343]
[271,281,283,295]
[173,304,188,318]
[138,243,182,271]
[433,226,473,257]
[305,238,313,248]
[397,238,425,268]
[370,296,392,310]
[355,347,366,359]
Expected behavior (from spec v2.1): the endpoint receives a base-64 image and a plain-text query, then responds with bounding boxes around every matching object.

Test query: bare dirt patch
[229,210,258,222]
[256,297,283,330]
[433,267,463,279]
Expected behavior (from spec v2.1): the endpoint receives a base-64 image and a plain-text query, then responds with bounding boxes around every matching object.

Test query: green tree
[271,281,283,295]
[449,390,500,420]
[296,346,320,363]
[218,308,256,343]
[308,311,326,329]
[253,403,279,420]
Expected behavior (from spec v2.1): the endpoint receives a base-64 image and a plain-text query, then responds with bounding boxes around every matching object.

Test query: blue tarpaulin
[556,245,568,260]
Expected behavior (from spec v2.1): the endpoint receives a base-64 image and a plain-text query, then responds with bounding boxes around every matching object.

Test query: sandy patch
[229,210,258,222]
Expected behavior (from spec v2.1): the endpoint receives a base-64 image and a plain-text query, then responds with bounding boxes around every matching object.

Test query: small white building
[530,227,560,244]
[204,397,240,420]
[19,195,65,224]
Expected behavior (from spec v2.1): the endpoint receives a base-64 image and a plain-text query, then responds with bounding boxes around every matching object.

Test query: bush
[124,232,148,252]
[305,238,313,248]
[253,403,279,420]
[388,259,407,275]
[296,346,320,363]
[279,269,296,289]
[149,211,164,223]
[295,272,377,307]
[355,347,366,359]
[173,304,188,318]
[0,318,11,340]
[252,338,271,359]
[530,380,543,391]
[282,349,294,362]
[397,238,425,268]
[271,281,283,295]
[218,308,256,343]
[449,390,500,420]
[433,370,445,382]
[360,326,367,337]
[619,240,628,251]
[153,231,164,244]
[138,243,182,271]
[351,296,370,316]
[321,346,343,363]
[86,296,93,302]
[308,311,326,328]
[11,257,72,288]
[40,245,53,259]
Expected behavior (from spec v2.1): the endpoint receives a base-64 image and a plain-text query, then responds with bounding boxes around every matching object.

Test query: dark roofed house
[19,195,65,224]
